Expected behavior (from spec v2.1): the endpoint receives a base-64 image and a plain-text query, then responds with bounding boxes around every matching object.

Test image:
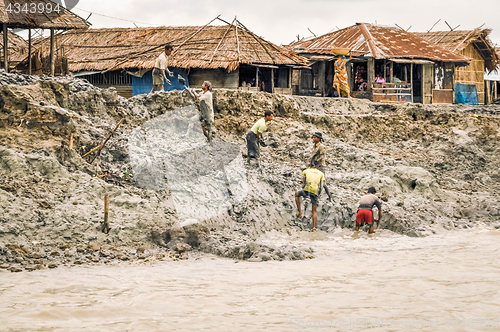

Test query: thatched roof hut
[14,17,308,96]
[23,18,307,73]
[0,29,26,58]
[416,28,500,104]
[416,28,499,72]
[0,0,89,29]
[1,0,89,74]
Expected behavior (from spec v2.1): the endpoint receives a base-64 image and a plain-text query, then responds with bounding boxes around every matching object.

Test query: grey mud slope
[1,70,500,270]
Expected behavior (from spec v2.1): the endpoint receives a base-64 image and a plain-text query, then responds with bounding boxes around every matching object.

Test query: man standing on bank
[310,132,333,202]
[246,110,274,162]
[355,187,382,234]
[150,44,174,93]
[295,160,325,229]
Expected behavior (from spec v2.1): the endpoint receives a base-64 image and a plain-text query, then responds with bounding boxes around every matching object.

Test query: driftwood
[82,118,124,163]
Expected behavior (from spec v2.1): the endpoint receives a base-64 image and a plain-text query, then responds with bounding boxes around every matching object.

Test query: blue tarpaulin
[131,68,189,96]
[455,83,478,105]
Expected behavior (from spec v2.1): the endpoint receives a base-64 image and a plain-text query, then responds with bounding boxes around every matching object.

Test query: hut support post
[383,60,387,81]
[410,64,414,103]
[271,68,274,93]
[367,58,374,93]
[50,28,55,76]
[2,23,8,73]
[256,66,259,91]
[28,29,32,75]
[318,61,325,96]
[390,61,394,83]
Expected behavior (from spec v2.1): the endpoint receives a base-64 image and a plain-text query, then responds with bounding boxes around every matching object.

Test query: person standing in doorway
[150,44,174,93]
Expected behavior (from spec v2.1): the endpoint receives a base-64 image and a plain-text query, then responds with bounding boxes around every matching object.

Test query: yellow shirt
[251,118,268,134]
[302,168,325,195]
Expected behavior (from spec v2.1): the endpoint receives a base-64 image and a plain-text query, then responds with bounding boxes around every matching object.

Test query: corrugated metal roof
[287,23,470,63]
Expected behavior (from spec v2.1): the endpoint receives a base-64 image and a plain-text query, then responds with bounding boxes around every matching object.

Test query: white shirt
[155,52,169,70]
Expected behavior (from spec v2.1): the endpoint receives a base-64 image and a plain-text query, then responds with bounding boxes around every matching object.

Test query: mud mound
[1,70,500,272]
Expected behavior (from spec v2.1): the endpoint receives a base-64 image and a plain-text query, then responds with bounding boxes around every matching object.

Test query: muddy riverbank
[1,70,500,272]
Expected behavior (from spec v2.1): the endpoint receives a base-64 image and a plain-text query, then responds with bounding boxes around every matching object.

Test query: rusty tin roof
[288,23,470,63]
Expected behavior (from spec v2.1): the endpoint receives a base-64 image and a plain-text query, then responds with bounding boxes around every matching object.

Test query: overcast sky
[69,0,500,46]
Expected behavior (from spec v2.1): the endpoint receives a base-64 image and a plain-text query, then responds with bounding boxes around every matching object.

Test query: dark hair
[165,44,173,50]
[203,81,213,92]
[264,110,273,117]
[311,160,319,168]
[312,132,323,142]
[368,187,376,194]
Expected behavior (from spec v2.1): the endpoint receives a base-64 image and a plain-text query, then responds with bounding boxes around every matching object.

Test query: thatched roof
[415,29,499,72]
[19,18,308,72]
[0,30,27,59]
[287,23,470,63]
[0,0,89,29]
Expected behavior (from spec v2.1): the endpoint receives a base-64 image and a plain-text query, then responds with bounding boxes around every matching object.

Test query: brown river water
[1,228,499,332]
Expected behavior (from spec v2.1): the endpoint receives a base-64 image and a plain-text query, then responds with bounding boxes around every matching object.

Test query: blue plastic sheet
[455,83,478,105]
[131,68,189,96]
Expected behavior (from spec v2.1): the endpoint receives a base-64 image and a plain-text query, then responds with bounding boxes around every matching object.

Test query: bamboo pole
[82,118,124,161]
[237,20,275,63]
[28,29,32,75]
[410,64,414,103]
[50,28,55,76]
[235,16,240,62]
[209,17,236,64]
[2,24,8,73]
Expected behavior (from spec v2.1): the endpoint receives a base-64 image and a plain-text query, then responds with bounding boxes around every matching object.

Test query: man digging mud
[355,187,382,234]
[185,81,214,142]
[310,132,333,202]
[295,160,325,229]
[246,110,274,164]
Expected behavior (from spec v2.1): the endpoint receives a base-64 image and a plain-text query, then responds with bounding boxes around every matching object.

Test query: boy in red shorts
[355,187,382,234]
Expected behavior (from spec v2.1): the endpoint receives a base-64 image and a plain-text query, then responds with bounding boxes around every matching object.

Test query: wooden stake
[103,195,110,234]
[50,28,55,76]
[69,133,74,150]
[2,24,8,73]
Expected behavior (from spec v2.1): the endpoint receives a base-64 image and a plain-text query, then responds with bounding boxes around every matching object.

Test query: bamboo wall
[456,44,485,104]
[188,68,239,89]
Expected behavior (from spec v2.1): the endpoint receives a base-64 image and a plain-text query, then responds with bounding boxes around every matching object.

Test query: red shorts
[356,209,373,225]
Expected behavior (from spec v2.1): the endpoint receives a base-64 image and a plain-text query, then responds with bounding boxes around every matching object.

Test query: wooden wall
[456,44,485,104]
[188,68,239,89]
[94,85,133,99]
[422,63,433,104]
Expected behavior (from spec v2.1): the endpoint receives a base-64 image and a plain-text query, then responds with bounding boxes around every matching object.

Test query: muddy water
[1,229,499,332]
